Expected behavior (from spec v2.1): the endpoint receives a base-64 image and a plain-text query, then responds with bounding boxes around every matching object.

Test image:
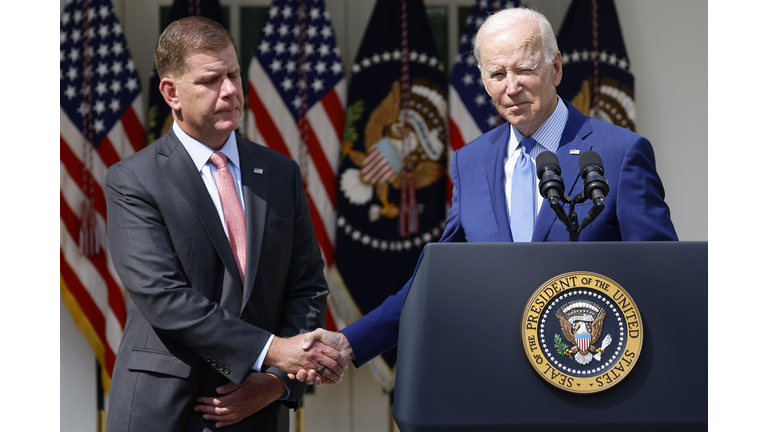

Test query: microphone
[579,151,609,204]
[536,151,571,235]
[536,151,565,203]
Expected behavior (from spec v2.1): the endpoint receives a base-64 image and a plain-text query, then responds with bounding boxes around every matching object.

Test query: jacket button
[224,368,231,375]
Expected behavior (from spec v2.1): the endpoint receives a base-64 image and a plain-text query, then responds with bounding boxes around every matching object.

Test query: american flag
[557,0,636,131]
[448,0,519,200]
[245,0,344,283]
[60,0,144,393]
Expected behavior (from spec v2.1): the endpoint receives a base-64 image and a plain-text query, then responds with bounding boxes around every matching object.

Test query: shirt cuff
[251,335,290,401]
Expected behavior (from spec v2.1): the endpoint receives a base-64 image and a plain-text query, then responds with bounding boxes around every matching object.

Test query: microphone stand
[547,192,604,242]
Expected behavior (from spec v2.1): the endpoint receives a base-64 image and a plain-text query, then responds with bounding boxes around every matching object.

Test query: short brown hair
[154,16,236,79]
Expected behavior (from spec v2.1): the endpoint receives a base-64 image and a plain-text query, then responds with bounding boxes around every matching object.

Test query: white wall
[60,1,708,431]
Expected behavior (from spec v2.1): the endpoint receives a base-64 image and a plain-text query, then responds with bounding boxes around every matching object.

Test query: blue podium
[393,242,707,431]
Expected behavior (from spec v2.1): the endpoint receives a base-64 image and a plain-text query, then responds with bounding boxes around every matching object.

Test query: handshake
[267,328,355,386]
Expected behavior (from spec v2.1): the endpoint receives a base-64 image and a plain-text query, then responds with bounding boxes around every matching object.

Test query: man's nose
[504,75,522,96]
[221,77,237,97]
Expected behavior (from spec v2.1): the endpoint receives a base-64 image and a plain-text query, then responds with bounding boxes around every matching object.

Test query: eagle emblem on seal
[339,79,446,222]
[554,300,614,365]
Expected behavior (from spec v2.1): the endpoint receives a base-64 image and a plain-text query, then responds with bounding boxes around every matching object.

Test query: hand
[264,332,348,385]
[194,372,284,428]
[287,329,355,386]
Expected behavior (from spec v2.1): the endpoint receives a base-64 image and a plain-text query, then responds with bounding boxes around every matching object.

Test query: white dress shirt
[503,97,569,232]
[173,122,275,373]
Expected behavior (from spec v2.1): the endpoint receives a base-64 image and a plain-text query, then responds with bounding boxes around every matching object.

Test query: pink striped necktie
[209,152,246,282]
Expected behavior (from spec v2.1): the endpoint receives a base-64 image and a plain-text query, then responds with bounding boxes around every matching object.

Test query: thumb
[301,330,318,350]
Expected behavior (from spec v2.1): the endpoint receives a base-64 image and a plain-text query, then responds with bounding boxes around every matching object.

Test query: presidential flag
[448,0,519,201]
[60,0,144,393]
[329,0,447,391]
[244,0,345,331]
[145,0,226,145]
[557,0,636,131]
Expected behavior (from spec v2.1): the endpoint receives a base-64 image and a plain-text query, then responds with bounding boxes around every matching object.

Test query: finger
[296,369,309,382]
[287,369,307,382]
[320,356,345,379]
[216,381,239,395]
[202,412,237,424]
[316,365,342,384]
[306,346,344,378]
[317,374,338,386]
[196,396,216,406]
[317,343,349,370]
[306,369,317,382]
[193,402,230,416]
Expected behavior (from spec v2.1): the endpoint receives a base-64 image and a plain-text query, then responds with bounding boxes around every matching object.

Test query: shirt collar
[509,96,569,158]
[173,122,240,172]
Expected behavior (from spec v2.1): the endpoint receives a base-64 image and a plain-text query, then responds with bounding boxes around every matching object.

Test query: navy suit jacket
[105,129,328,432]
[341,101,677,366]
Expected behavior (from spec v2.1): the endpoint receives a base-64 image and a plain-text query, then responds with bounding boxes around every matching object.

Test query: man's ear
[159,77,181,111]
[552,51,563,87]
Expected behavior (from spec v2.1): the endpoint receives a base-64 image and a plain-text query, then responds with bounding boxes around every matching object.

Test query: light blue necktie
[510,136,537,242]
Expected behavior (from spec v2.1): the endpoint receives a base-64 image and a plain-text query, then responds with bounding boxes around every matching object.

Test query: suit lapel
[237,137,268,312]
[483,125,513,242]
[532,102,594,242]
[157,130,244,313]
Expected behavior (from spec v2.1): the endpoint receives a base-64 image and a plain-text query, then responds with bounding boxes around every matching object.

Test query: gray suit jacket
[105,129,328,432]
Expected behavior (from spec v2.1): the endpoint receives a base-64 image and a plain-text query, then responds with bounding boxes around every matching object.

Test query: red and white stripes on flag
[246,67,344,271]
[576,333,591,352]
[60,100,143,393]
[361,142,400,185]
[60,0,145,393]
[244,0,345,273]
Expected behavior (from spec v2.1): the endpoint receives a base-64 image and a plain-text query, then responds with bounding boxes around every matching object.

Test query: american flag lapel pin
[254,168,263,174]
[570,149,580,155]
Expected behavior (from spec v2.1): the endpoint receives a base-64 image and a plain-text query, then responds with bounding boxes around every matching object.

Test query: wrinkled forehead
[480,30,544,67]
[478,22,543,63]
[183,45,240,76]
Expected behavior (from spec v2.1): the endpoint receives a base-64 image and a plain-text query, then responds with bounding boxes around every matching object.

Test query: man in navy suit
[292,7,677,383]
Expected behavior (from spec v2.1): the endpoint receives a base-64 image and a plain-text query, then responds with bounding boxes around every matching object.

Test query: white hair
[473,8,559,70]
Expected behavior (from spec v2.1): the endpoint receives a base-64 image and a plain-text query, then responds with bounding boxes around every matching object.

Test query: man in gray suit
[105,16,346,431]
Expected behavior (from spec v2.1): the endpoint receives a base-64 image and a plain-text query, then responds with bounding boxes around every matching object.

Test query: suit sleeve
[341,154,468,367]
[341,278,411,368]
[106,163,270,386]
[615,137,678,241]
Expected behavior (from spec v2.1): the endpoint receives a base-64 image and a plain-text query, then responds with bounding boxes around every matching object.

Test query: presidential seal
[520,272,643,394]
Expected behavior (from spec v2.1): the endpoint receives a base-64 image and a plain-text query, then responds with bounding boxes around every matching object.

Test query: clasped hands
[287,328,355,386]
[266,328,353,385]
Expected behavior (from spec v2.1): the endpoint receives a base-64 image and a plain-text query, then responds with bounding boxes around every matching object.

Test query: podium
[393,242,707,431]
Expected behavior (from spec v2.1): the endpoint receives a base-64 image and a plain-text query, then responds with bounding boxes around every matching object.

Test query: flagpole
[294,401,306,432]
[389,391,400,432]
[96,359,106,432]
